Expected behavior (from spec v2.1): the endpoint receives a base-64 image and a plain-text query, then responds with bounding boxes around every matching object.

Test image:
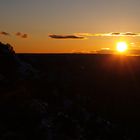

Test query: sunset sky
[1,0,140,53]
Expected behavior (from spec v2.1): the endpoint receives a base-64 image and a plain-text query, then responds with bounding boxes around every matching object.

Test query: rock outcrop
[0,42,39,86]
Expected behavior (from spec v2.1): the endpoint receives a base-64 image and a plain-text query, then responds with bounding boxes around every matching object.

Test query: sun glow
[116,42,128,53]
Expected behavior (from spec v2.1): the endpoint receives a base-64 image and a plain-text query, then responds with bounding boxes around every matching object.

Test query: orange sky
[1,0,140,53]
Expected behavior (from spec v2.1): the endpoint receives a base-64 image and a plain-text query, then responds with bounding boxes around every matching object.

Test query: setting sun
[116,42,128,53]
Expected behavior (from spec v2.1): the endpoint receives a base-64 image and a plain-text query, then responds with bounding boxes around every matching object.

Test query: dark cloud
[16,32,22,36]
[0,31,10,36]
[103,32,140,36]
[111,32,121,36]
[15,32,28,38]
[0,31,28,39]
[49,32,140,40]
[122,32,138,36]
[76,32,140,37]
[97,32,138,36]
[21,34,28,38]
[49,34,85,39]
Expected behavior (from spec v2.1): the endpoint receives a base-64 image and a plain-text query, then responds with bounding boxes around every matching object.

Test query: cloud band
[49,34,85,39]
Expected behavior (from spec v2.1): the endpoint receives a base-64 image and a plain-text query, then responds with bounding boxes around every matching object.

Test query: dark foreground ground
[1,53,140,139]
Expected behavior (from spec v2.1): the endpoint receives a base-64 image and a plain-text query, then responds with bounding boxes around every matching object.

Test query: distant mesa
[97,49,115,54]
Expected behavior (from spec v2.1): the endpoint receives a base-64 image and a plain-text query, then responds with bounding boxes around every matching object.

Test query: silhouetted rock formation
[0,42,39,85]
[0,42,15,55]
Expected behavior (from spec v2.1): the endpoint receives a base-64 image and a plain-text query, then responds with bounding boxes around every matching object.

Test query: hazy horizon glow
[1,0,140,53]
